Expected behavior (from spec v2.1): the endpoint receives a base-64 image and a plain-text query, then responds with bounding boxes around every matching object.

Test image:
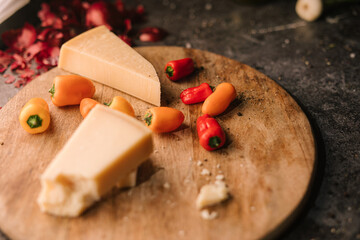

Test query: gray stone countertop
[0,0,359,239]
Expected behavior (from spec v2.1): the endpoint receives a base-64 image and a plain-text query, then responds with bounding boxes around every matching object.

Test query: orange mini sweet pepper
[49,75,95,107]
[80,96,135,118]
[105,96,135,117]
[143,107,184,133]
[79,98,99,118]
[202,82,236,116]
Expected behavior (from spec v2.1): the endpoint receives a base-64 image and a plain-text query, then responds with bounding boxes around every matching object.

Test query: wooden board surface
[0,46,316,240]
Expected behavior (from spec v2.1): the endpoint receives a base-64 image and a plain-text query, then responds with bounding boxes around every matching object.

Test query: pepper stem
[27,115,43,128]
[208,136,221,148]
[103,101,112,106]
[144,112,153,126]
[49,84,55,97]
[165,66,174,77]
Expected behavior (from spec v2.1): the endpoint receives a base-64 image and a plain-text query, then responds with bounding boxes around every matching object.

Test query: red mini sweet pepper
[180,82,213,104]
[164,58,194,81]
[196,114,226,151]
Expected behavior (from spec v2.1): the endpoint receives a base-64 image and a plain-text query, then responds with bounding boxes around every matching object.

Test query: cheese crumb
[163,182,170,189]
[197,160,203,166]
[200,209,218,220]
[196,182,228,209]
[216,175,225,180]
[189,156,193,161]
[216,164,221,169]
[200,168,210,176]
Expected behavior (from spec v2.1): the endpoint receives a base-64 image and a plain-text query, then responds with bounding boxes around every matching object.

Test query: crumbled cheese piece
[163,182,170,189]
[200,168,210,176]
[197,160,203,166]
[216,175,225,181]
[189,156,193,161]
[215,180,225,186]
[200,209,218,220]
[216,164,221,169]
[196,181,228,209]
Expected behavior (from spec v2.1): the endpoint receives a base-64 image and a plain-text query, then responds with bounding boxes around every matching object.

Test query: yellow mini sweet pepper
[19,98,50,134]
[106,96,135,117]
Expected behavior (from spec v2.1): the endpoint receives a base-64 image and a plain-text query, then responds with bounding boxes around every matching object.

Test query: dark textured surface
[0,0,359,239]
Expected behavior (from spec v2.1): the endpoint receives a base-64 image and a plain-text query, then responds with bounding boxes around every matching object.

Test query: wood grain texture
[0,46,315,240]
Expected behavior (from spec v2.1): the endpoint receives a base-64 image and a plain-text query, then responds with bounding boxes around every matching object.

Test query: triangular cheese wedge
[37,105,153,217]
[58,26,161,106]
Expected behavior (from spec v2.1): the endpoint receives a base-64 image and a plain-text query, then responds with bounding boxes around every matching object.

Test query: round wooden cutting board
[0,46,316,240]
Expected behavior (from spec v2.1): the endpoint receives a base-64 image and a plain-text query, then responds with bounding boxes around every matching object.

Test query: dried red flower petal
[4,75,16,84]
[136,5,145,15]
[14,79,26,88]
[119,34,132,46]
[58,6,79,27]
[35,46,60,67]
[16,68,36,79]
[139,27,167,42]
[24,42,47,61]
[86,1,112,30]
[0,50,12,72]
[38,3,63,29]
[10,54,27,70]
[38,28,64,47]
[2,23,37,52]
[115,0,125,13]
[124,19,132,34]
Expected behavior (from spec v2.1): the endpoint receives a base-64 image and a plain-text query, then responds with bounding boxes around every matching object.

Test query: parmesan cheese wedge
[37,105,153,217]
[58,26,161,106]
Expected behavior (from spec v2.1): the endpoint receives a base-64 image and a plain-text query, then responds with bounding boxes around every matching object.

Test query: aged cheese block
[37,105,153,217]
[58,26,161,106]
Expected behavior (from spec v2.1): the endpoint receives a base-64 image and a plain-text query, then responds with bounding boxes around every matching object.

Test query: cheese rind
[58,26,161,106]
[37,105,153,217]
